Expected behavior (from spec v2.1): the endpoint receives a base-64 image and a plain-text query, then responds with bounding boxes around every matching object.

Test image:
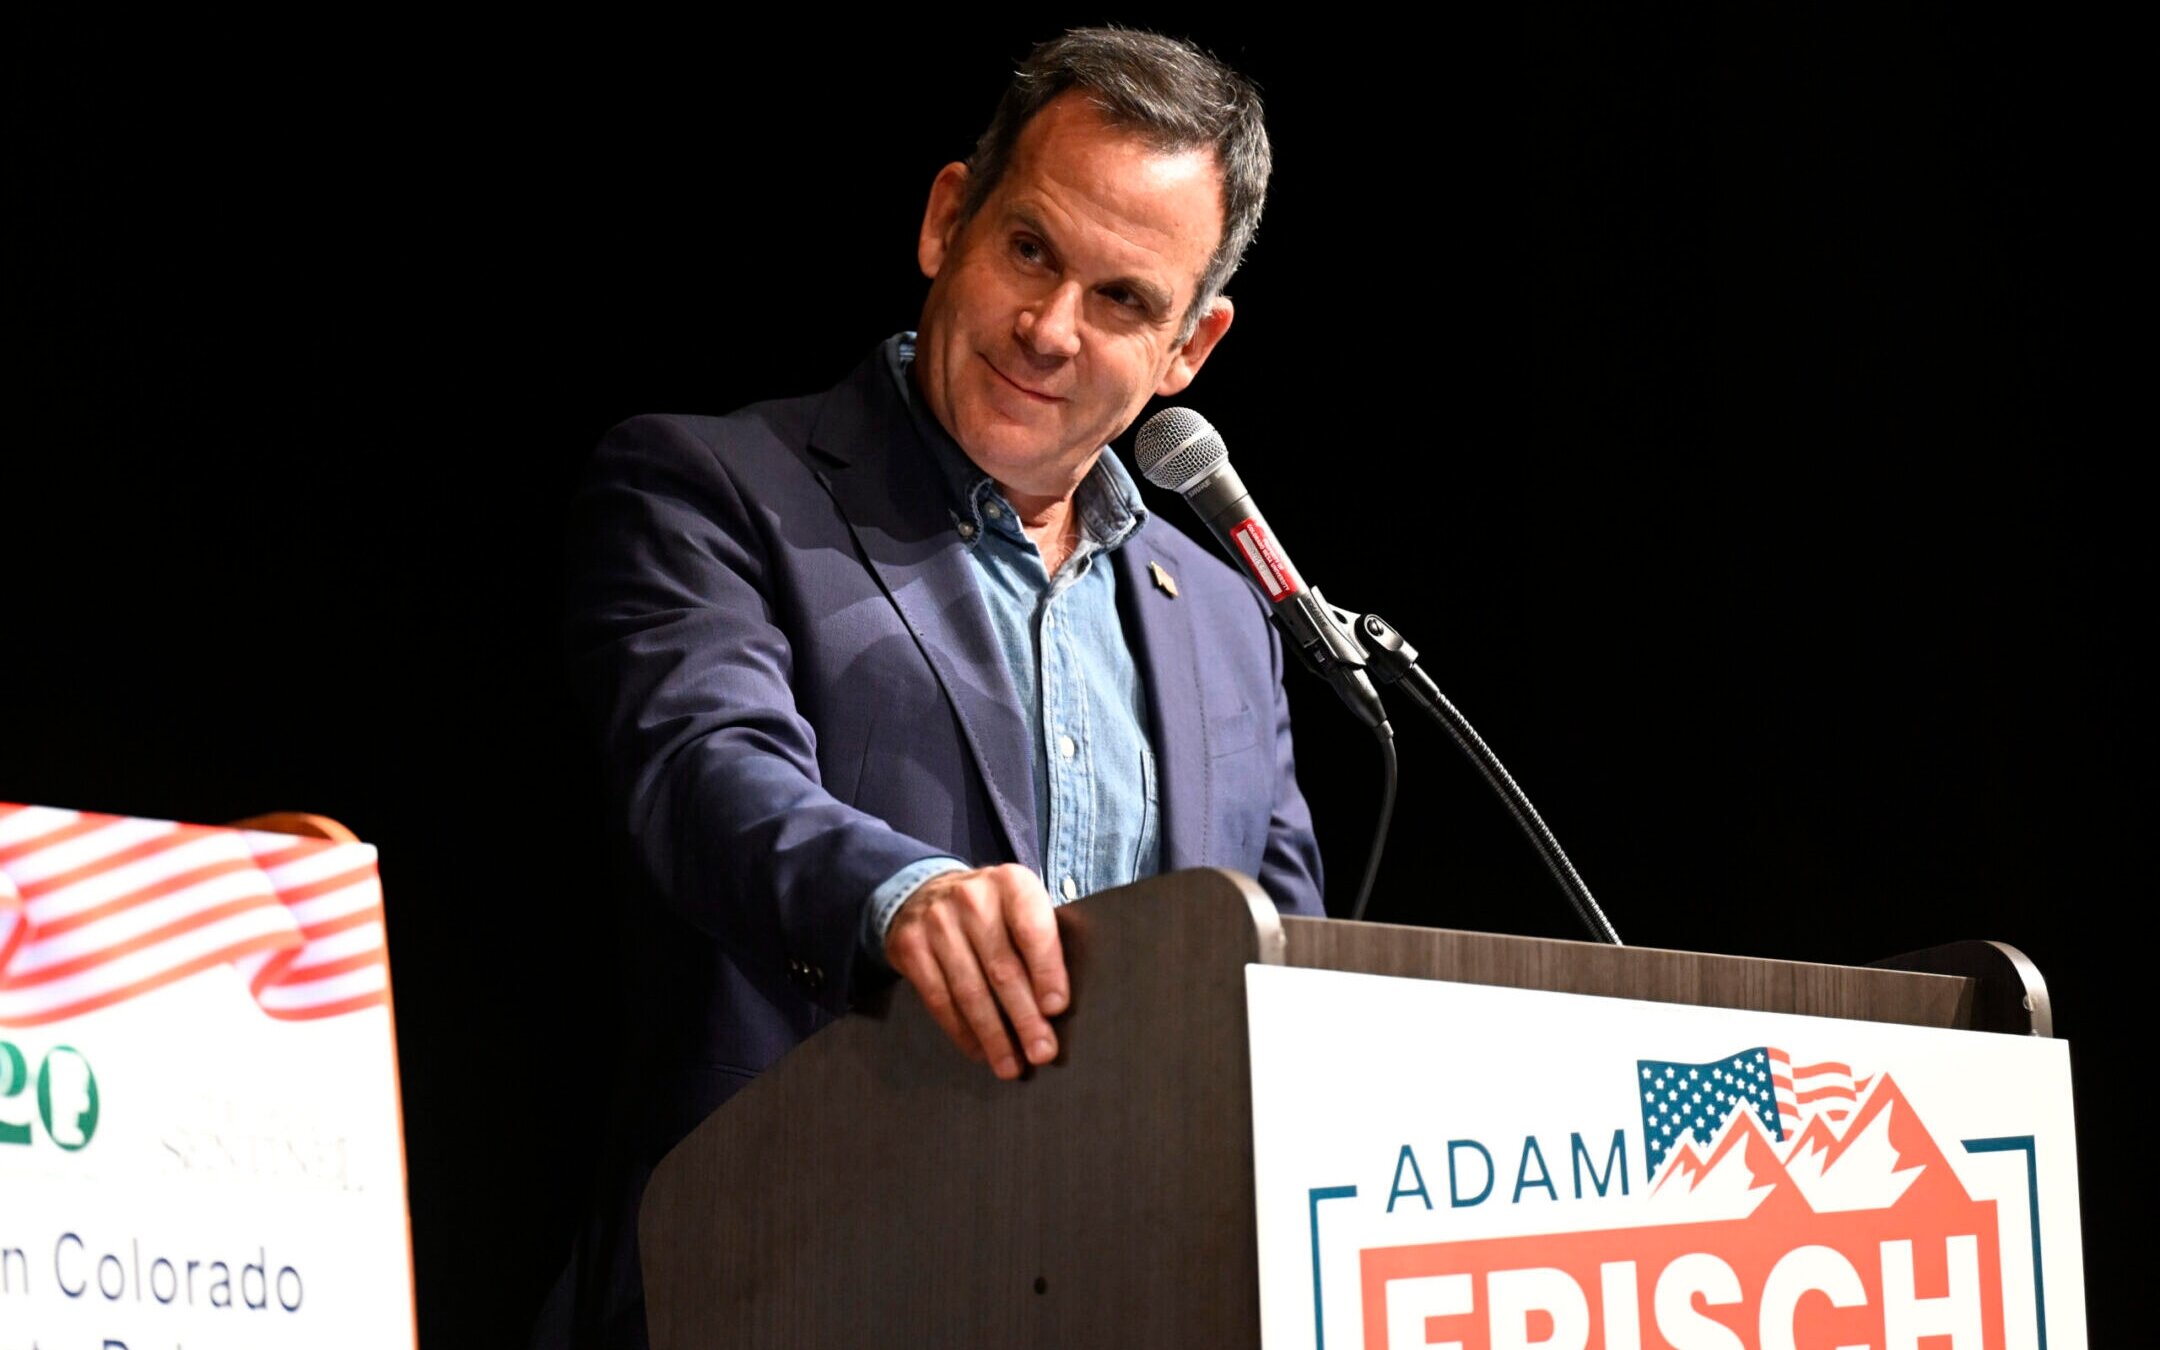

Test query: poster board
[1,802,415,1349]
[1248,964,2085,1350]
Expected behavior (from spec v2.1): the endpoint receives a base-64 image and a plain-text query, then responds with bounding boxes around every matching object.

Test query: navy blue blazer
[546,344,1326,1346]
[566,343,1324,1133]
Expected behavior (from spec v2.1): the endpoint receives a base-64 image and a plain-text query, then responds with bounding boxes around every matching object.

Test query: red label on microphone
[1230,517,1300,602]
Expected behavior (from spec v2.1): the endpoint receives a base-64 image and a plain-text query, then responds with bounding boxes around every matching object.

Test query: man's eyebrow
[1007,204,1176,319]
[1104,272,1174,319]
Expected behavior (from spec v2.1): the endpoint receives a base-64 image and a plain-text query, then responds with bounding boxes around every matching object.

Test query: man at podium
[540,27,1325,1347]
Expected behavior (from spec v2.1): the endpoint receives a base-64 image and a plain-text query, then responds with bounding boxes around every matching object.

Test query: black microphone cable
[1350,724,1396,922]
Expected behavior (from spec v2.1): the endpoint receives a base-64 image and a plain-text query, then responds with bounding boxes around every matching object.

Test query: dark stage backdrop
[12,13,2136,1346]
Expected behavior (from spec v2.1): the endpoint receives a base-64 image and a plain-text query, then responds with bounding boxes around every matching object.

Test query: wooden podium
[638,869,2052,1348]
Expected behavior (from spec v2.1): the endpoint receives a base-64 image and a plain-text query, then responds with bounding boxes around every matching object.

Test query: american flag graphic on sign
[0,802,390,1026]
[1636,1046,1875,1178]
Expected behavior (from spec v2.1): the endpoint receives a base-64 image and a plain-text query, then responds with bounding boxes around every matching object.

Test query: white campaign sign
[1,805,414,1350]
[1247,965,2085,1350]
[1,975,415,1349]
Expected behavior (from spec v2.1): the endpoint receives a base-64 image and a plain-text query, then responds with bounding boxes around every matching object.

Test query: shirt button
[956,521,976,539]
[985,502,1003,519]
[1058,734,1077,759]
[1061,876,1079,901]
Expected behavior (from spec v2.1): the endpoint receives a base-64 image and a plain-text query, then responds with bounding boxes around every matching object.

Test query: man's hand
[883,864,1069,1080]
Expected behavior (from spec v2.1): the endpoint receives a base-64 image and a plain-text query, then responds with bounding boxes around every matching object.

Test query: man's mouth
[983,356,1064,403]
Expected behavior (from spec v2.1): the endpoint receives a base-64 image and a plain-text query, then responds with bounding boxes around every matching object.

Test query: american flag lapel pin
[1148,560,1178,597]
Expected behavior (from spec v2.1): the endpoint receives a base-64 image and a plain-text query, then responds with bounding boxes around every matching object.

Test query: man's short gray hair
[960,27,1272,338]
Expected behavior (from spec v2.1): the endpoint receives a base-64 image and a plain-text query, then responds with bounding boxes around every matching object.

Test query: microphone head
[1134,406,1227,495]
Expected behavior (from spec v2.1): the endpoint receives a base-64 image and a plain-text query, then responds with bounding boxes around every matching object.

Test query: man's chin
[955,430,1100,498]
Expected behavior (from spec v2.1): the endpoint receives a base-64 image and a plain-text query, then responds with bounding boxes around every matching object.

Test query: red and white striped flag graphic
[1768,1047,1874,1131]
[0,802,389,1026]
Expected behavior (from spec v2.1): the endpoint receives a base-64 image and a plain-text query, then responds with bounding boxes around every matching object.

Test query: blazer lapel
[1112,533,1210,872]
[805,353,1042,875]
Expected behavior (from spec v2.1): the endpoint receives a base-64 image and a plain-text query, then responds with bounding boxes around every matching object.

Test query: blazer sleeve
[1253,592,1329,919]
[563,413,949,1013]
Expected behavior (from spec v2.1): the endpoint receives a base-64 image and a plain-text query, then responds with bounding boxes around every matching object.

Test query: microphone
[1134,407,1388,732]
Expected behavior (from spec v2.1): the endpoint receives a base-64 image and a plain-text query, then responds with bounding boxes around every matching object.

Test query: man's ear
[918,162,970,280]
[1155,296,1236,397]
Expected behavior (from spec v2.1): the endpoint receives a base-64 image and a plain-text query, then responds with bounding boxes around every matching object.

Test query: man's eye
[1012,236,1047,266]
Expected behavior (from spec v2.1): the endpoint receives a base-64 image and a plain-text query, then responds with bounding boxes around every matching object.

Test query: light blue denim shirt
[860,333,1162,956]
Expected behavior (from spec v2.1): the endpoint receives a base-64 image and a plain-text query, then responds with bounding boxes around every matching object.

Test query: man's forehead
[996,95,1226,280]
[1008,92,1225,201]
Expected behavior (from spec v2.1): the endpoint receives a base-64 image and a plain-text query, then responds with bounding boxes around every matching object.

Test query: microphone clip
[1272,586,1391,736]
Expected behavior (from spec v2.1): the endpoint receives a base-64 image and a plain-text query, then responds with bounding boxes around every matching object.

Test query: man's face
[913,91,1234,506]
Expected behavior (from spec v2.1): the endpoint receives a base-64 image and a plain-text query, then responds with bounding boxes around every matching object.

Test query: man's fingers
[884,864,1072,1079]
[1004,882,1070,1018]
[965,913,1058,1069]
[927,907,1022,1079]
[887,926,984,1063]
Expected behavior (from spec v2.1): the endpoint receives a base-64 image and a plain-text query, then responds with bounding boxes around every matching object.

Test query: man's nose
[1015,281,1083,358]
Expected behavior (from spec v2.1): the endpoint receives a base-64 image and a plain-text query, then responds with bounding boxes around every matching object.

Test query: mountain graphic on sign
[1649,1102,1800,1220]
[1650,1075,1970,1220]
[1782,1073,1956,1212]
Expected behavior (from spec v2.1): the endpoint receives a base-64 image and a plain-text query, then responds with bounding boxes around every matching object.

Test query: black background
[11,12,2137,1345]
